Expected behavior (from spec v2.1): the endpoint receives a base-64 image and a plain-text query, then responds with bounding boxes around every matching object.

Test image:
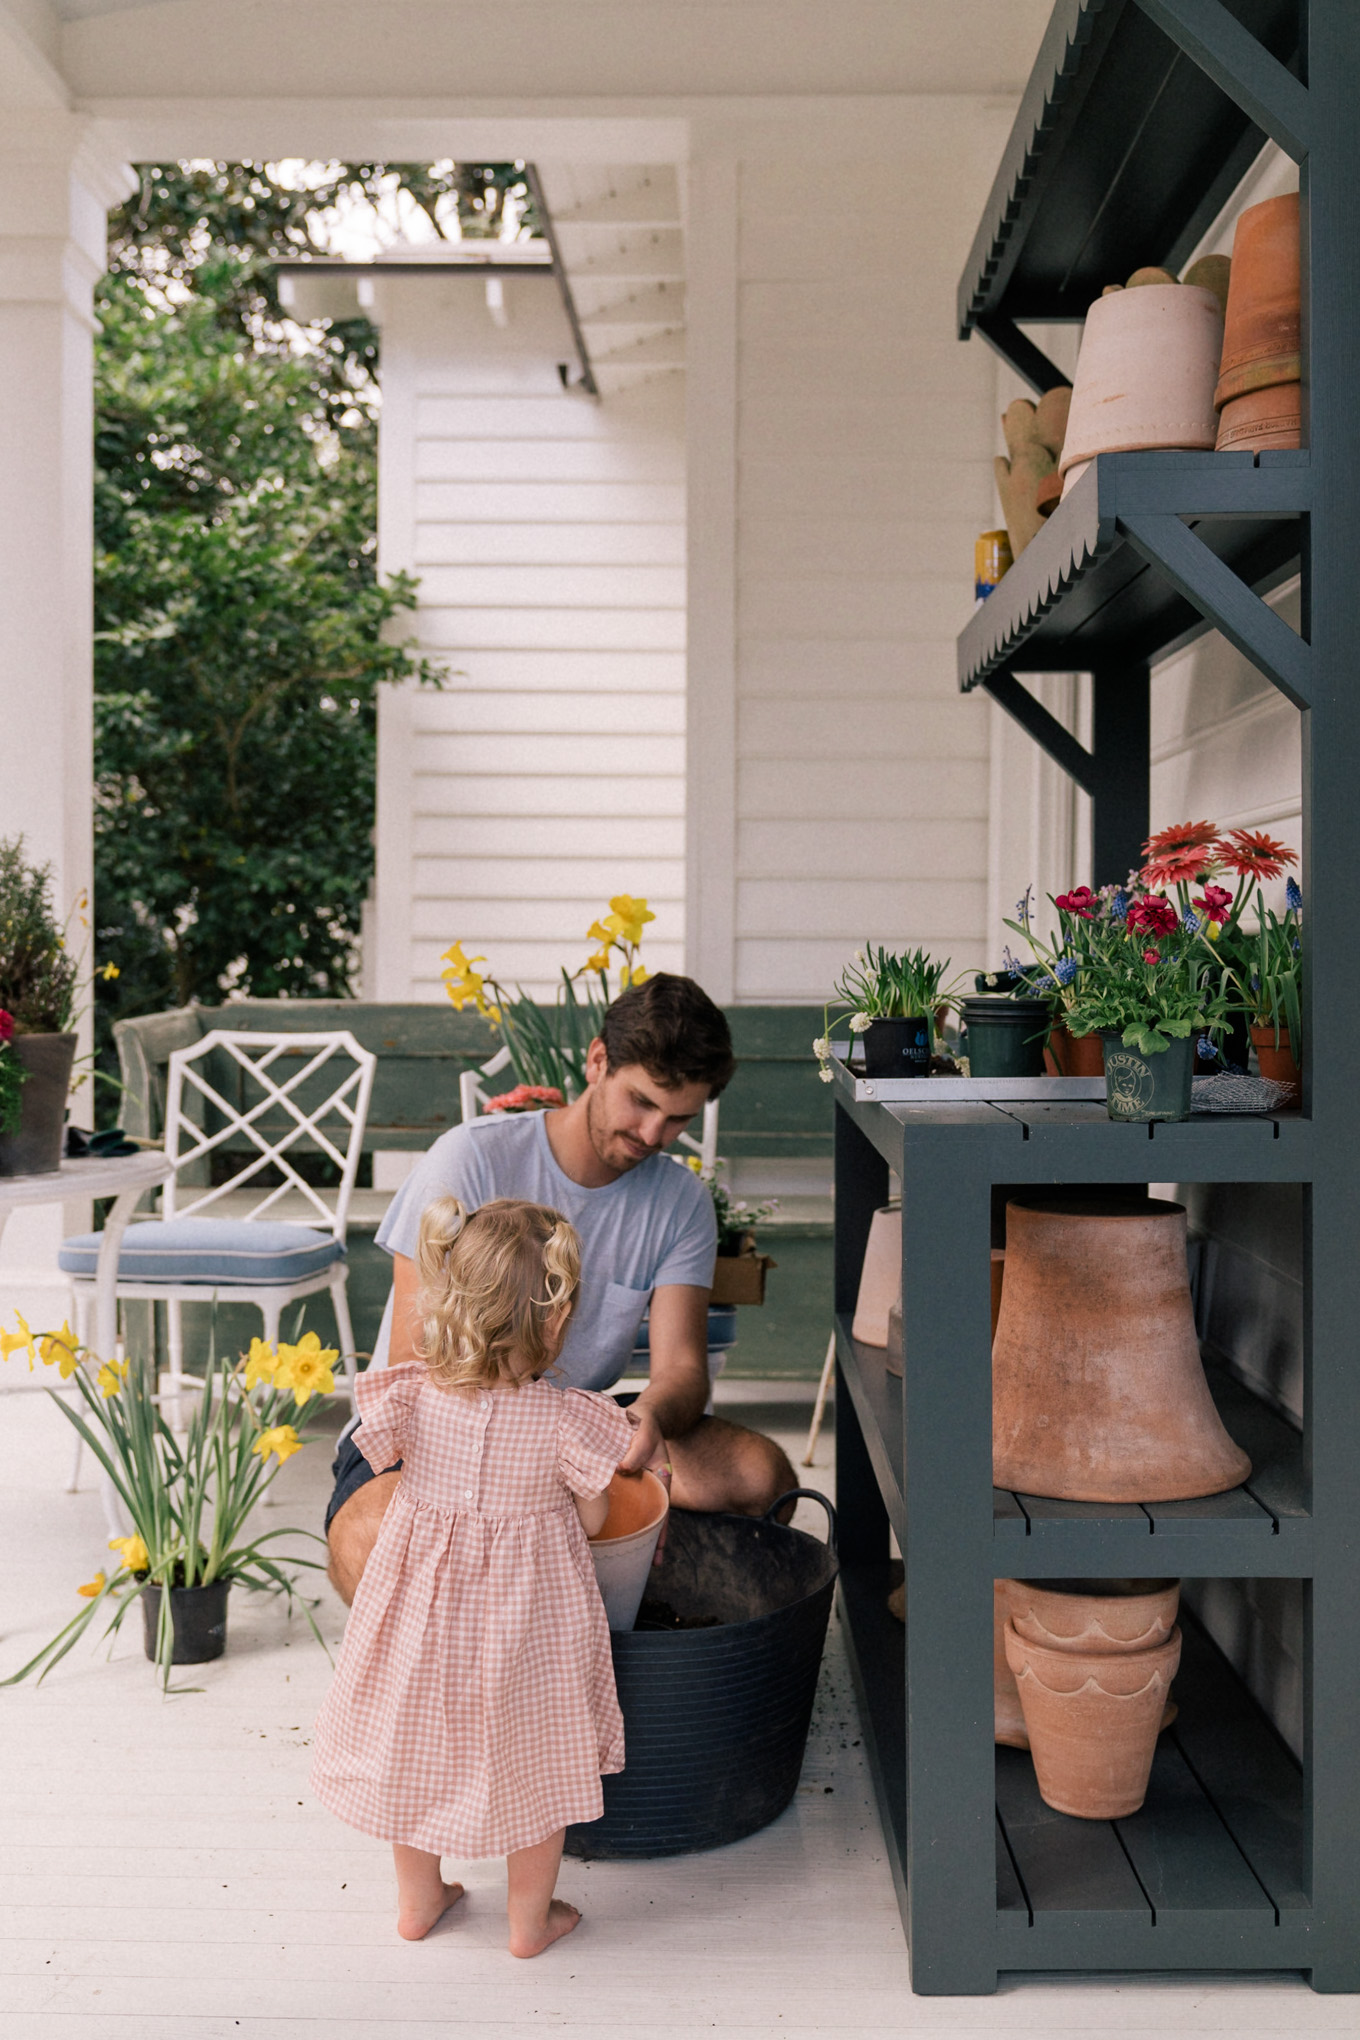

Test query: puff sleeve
[353,1361,424,1474]
[557,1387,634,1498]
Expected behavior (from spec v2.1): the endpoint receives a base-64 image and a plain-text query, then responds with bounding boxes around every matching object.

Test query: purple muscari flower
[1286,877,1302,911]
[1251,972,1261,992]
[1002,947,1025,980]
[1110,889,1129,923]
[1054,957,1078,985]
[1034,973,1057,991]
[1015,887,1034,928]
[1292,936,1301,953]
[1197,1034,1220,1062]
[1182,908,1201,934]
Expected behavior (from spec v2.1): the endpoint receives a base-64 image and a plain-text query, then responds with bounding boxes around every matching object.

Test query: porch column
[0,117,132,1322]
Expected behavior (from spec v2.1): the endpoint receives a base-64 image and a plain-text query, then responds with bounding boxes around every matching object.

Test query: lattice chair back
[162,1030,376,1238]
[458,1043,719,1174]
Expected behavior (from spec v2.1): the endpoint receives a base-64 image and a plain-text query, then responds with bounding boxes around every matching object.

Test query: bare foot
[508,1897,581,1958]
[397,1879,465,1941]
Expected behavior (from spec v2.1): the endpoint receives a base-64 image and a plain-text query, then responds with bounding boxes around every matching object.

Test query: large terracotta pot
[992,1197,1251,1503]
[1059,284,1223,491]
[0,1032,76,1178]
[1251,1021,1301,1102]
[1004,1620,1181,1818]
[1006,1577,1179,1655]
[1215,193,1300,410]
[1216,380,1302,453]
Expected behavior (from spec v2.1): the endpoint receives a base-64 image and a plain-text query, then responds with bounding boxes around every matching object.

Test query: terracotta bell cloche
[992,1196,1251,1503]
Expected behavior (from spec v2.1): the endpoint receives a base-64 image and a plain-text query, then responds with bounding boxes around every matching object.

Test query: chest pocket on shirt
[598,1280,652,1365]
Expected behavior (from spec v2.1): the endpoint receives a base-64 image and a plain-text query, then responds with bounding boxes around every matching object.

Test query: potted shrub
[0,838,81,1176]
[0,1322,330,1689]
[694,1161,778,1307]
[815,944,959,1081]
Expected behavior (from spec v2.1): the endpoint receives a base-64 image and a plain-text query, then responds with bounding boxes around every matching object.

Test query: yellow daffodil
[244,1337,278,1391]
[628,964,648,986]
[440,941,481,975]
[38,1322,81,1380]
[96,1357,129,1398]
[586,919,615,949]
[585,948,611,973]
[108,1533,148,1574]
[76,1571,106,1599]
[444,973,488,1013]
[0,1314,36,1370]
[603,895,655,946]
[100,961,120,981]
[252,1424,302,1466]
[274,1331,336,1407]
[684,1155,703,1174]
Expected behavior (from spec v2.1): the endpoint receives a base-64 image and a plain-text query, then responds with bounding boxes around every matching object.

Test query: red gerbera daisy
[1213,829,1298,882]
[1139,819,1220,889]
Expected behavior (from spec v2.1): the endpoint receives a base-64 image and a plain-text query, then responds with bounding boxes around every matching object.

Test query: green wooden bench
[113,1001,833,1378]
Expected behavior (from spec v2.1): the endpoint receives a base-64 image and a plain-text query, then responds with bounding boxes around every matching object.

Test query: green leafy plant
[814,944,959,1080]
[441,895,654,1097]
[0,838,81,1035]
[1234,887,1302,1048]
[0,1322,332,1692]
[677,1156,779,1254]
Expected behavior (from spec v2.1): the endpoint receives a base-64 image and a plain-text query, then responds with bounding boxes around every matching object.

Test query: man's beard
[585,1083,649,1172]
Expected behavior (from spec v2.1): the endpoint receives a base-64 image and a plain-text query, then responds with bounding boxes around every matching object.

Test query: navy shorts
[323,1389,642,1536]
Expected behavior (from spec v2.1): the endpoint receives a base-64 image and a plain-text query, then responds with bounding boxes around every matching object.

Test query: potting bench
[833,0,1359,1996]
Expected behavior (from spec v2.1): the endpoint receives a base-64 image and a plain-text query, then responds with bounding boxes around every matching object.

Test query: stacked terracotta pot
[1215,193,1301,453]
[1001,1579,1181,1818]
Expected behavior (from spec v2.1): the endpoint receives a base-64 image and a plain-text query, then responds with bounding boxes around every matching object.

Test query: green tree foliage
[94,162,534,1055]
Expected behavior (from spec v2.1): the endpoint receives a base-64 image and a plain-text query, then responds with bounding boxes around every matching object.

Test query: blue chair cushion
[58,1219,346,1286]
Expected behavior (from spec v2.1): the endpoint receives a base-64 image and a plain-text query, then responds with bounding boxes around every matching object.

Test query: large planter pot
[0,1032,76,1178]
[141,1579,230,1665]
[960,996,1051,1079]
[1004,1620,1181,1818]
[1045,1024,1105,1078]
[1100,1031,1193,1123]
[991,1195,1252,1503]
[1250,1021,1301,1102]
[1059,283,1223,492]
[861,1016,930,1078]
[1215,194,1300,410]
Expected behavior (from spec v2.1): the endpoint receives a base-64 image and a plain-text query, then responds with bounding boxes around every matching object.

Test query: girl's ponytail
[542,1218,580,1310]
[417,1195,468,1292]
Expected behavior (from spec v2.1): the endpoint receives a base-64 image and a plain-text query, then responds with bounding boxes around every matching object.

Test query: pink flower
[1126,894,1179,938]
[0,1010,12,1045]
[1193,884,1233,925]
[483,1084,565,1114]
[1055,886,1098,919]
[1143,950,1161,965]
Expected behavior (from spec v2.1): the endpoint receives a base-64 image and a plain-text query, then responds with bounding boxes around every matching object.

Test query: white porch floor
[2,1380,1352,2038]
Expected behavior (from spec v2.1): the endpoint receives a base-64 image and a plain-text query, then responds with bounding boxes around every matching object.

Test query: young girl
[310,1196,634,1956]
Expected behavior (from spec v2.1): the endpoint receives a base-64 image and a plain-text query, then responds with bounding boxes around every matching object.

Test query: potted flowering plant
[0,838,83,1176]
[682,1157,779,1306]
[0,1322,331,1690]
[815,944,959,1081]
[1233,879,1303,1098]
[440,894,654,1098]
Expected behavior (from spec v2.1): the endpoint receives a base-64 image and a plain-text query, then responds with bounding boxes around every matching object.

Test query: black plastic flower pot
[1100,1032,1194,1123]
[960,996,1052,1079]
[862,1017,930,1078]
[1195,1013,1251,1075]
[141,1580,230,1665]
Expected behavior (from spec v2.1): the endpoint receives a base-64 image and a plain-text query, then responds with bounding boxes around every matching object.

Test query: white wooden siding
[373,273,687,1002]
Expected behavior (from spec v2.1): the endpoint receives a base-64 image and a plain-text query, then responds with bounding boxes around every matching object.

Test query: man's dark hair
[600,973,736,1097]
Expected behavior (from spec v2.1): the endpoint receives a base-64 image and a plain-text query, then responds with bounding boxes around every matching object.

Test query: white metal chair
[459,1044,721,1173]
[60,1029,376,1418]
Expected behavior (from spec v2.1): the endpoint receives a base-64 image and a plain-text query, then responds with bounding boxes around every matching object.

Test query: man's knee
[326,1470,400,1606]
[724,1423,797,1517]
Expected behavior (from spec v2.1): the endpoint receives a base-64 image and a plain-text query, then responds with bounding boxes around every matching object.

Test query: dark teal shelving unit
[833,0,1360,1996]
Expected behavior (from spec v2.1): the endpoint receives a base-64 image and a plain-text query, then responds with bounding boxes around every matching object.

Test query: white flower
[849,1012,871,1033]
[818,1066,834,1083]
[812,1037,828,1056]
[854,950,866,964]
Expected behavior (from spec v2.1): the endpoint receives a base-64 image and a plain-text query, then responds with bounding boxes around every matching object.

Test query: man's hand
[619,1399,669,1477]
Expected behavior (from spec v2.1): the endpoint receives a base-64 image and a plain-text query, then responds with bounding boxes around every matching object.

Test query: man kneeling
[326,974,795,1603]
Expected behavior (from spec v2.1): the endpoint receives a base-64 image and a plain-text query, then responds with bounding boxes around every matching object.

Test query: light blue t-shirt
[371,1110,717,1391]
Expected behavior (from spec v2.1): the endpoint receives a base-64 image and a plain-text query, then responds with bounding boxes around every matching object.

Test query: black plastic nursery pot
[862,1017,930,1078]
[565,1490,837,1860]
[960,996,1052,1079]
[1100,1032,1194,1123]
[141,1580,230,1665]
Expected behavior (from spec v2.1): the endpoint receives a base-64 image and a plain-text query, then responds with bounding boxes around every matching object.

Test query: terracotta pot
[1182,252,1232,321]
[1004,1620,1182,1818]
[1251,1022,1301,1102]
[1216,380,1301,453]
[992,1196,1251,1503]
[994,1580,1028,1748]
[851,1204,900,1347]
[1060,284,1223,479]
[1006,1577,1179,1655]
[1046,1024,1105,1078]
[1215,193,1300,410]
[0,1032,76,1178]
[589,1469,669,1632]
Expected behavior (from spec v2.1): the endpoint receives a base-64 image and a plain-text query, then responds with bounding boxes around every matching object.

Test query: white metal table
[0,1152,172,1529]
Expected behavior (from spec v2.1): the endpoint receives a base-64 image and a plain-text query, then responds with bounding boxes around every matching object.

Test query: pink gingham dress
[310,1362,632,1859]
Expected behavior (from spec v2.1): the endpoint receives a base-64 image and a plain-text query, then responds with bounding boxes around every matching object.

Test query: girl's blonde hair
[415,1196,581,1391]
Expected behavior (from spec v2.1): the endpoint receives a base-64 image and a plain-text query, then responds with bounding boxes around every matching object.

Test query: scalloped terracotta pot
[992,1197,1251,1502]
[994,1580,1028,1748]
[1059,284,1223,496]
[1004,1620,1182,1818]
[1007,1577,1179,1654]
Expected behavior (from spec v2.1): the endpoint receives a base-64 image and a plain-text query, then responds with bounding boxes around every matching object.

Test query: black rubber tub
[566,1488,836,1859]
